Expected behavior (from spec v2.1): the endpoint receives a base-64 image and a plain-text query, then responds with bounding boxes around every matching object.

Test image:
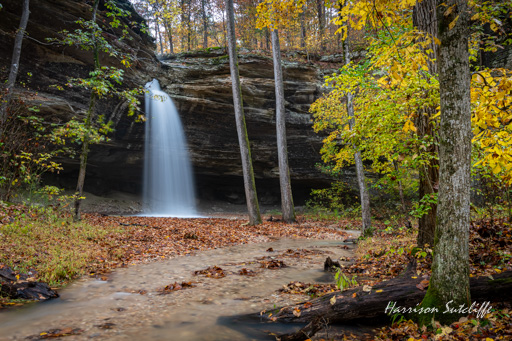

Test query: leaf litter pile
[194,266,226,278]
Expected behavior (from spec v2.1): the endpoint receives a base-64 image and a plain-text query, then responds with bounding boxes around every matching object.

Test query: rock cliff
[0,0,332,205]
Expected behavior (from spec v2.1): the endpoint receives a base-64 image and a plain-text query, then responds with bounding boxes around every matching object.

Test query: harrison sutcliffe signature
[385,301,492,319]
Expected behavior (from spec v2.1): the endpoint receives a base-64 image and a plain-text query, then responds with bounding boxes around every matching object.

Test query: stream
[0,237,359,340]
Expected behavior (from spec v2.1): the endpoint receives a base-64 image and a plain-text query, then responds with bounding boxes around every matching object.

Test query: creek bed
[0,238,359,340]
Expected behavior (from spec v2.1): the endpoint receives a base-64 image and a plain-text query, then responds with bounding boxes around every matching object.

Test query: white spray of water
[143,79,198,217]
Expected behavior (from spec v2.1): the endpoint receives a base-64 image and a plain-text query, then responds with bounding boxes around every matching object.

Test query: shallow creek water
[0,237,358,340]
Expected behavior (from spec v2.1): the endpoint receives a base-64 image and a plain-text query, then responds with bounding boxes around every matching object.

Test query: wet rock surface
[0,265,58,301]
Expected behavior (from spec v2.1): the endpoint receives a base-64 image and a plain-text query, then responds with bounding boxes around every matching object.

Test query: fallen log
[256,264,512,340]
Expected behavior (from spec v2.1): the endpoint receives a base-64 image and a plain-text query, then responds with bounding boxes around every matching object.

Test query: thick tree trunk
[0,0,30,131]
[74,0,100,221]
[413,0,439,248]
[344,20,371,235]
[271,29,295,223]
[256,268,512,341]
[418,0,472,325]
[201,0,208,48]
[225,0,262,226]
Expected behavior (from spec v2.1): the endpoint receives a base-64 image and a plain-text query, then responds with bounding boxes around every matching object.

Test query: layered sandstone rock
[0,0,333,205]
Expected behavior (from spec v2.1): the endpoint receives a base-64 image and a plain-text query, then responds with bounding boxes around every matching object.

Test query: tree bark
[316,0,325,52]
[201,0,208,48]
[343,16,371,235]
[163,21,174,54]
[225,0,262,226]
[413,0,439,248]
[180,0,187,51]
[0,0,30,131]
[418,0,472,325]
[300,9,306,49]
[74,0,100,221]
[271,29,295,223]
[155,20,164,54]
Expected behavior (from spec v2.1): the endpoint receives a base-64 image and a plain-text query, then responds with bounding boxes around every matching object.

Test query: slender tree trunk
[155,20,164,54]
[265,28,270,50]
[74,93,96,221]
[271,29,295,223]
[180,0,187,51]
[0,0,30,132]
[222,5,227,48]
[413,0,439,247]
[201,0,208,48]
[343,14,371,235]
[394,161,411,228]
[225,0,262,226]
[300,10,306,49]
[418,0,471,325]
[186,3,191,51]
[164,21,174,54]
[74,0,100,221]
[316,0,325,52]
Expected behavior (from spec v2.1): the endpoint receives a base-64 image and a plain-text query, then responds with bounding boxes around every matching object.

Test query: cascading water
[143,79,197,217]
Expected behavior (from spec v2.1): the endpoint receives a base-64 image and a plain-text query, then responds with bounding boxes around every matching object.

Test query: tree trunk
[201,0,208,48]
[418,0,472,325]
[180,0,187,51]
[155,20,164,54]
[316,0,325,52]
[265,28,270,50]
[413,0,439,248]
[344,17,371,235]
[74,0,100,221]
[225,0,262,226]
[394,161,411,227]
[271,29,295,223]
[416,149,438,246]
[300,9,306,49]
[163,21,174,54]
[0,0,30,131]
[222,4,227,48]
[186,2,191,51]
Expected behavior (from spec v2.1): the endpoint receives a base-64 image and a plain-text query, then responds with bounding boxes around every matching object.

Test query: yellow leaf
[492,164,502,175]
[376,289,383,293]
[330,296,336,305]
[448,15,459,30]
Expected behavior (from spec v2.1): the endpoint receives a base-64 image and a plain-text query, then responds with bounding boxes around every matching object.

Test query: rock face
[0,0,332,206]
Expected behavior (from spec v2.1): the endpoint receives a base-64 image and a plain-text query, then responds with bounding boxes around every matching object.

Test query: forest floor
[302,217,512,340]
[1,204,511,340]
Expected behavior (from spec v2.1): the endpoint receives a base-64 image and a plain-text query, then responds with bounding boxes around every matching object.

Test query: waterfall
[143,79,198,217]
